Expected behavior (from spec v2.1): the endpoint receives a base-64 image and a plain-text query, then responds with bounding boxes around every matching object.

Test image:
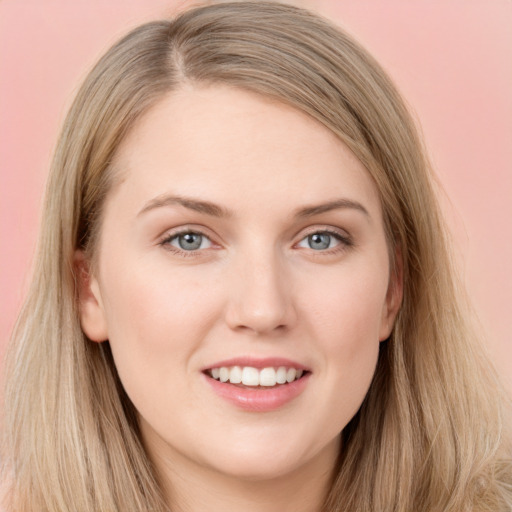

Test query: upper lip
[202,357,310,372]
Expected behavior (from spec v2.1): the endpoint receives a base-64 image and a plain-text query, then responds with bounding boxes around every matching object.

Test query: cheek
[98,257,223,401]
[103,256,220,339]
[303,262,389,350]
[298,262,387,414]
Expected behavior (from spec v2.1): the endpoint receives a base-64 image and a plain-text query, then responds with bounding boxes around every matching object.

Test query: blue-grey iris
[178,233,203,250]
[308,233,331,250]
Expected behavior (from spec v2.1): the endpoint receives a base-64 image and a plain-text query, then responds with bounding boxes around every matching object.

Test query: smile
[202,359,311,412]
[207,366,305,387]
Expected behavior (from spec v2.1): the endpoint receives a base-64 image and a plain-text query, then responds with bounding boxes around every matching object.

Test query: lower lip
[203,373,311,412]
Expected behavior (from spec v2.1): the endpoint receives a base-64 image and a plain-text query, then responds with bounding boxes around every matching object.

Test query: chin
[210,455,305,483]
[201,434,339,483]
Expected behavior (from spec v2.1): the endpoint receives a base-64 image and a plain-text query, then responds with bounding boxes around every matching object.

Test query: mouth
[202,358,312,411]
[205,365,309,388]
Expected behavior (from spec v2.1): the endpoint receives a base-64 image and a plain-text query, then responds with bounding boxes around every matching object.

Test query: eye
[296,231,348,251]
[163,231,212,251]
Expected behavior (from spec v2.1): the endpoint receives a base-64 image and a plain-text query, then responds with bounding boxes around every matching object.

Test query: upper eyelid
[159,225,215,242]
[300,226,348,235]
[295,225,351,240]
[158,229,217,257]
[164,230,210,242]
[293,227,354,253]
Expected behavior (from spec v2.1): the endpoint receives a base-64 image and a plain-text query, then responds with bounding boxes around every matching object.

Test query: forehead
[109,84,382,221]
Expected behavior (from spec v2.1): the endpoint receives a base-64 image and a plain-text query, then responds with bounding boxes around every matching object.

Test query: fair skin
[78,85,401,512]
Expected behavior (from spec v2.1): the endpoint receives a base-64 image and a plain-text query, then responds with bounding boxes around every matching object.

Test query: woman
[2,2,511,511]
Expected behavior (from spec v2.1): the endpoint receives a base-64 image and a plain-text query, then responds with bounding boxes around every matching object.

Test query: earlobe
[74,250,108,342]
[379,247,404,341]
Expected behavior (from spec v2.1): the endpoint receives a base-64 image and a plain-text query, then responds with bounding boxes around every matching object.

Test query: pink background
[1,1,511,388]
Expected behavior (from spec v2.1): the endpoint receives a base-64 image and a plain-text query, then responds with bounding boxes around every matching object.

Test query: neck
[149,437,340,512]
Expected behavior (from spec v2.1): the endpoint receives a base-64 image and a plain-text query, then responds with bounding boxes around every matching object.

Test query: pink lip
[201,357,310,371]
[203,373,310,412]
[201,357,311,412]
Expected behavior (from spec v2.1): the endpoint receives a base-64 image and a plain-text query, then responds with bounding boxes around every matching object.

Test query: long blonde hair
[2,2,511,511]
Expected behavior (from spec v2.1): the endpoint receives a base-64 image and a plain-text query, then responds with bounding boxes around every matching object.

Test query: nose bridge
[225,242,296,334]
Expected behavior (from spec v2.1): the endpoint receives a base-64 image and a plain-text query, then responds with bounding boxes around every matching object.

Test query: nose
[224,249,297,336]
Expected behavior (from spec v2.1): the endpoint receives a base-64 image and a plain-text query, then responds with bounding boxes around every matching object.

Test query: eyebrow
[137,194,369,219]
[138,194,232,218]
[294,199,369,218]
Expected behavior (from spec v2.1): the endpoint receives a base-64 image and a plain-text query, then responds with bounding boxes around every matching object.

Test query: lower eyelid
[158,229,223,257]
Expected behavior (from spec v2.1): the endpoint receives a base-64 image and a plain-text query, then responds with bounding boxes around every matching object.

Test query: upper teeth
[210,366,304,386]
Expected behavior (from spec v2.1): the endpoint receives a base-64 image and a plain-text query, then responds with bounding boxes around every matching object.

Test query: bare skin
[78,85,401,511]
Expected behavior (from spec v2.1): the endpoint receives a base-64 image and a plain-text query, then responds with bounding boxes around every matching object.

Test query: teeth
[259,367,277,387]
[242,367,259,386]
[229,366,242,384]
[286,368,296,383]
[209,365,306,386]
[219,367,229,383]
[276,366,287,384]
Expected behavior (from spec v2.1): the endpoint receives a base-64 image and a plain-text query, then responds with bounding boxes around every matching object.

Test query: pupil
[179,233,202,250]
[309,233,330,250]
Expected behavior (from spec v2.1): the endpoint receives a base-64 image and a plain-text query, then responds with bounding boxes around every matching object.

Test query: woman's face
[79,85,401,482]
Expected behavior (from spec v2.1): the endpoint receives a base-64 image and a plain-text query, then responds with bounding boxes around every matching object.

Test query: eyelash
[298,228,353,254]
[158,229,214,258]
[158,227,353,257]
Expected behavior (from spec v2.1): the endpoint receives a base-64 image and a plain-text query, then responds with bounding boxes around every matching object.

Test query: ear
[74,250,108,342]
[379,246,403,341]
